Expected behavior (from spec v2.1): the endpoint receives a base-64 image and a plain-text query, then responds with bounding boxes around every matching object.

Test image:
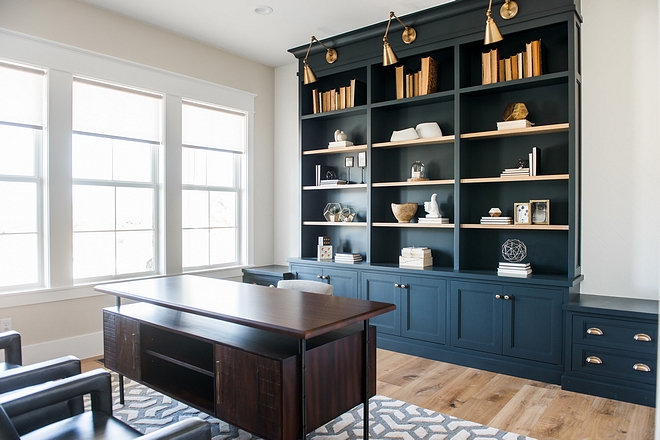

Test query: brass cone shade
[484,15,503,44]
[383,41,398,66]
[303,62,317,85]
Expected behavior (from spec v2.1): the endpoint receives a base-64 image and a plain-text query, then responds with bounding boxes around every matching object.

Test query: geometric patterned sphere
[501,238,527,262]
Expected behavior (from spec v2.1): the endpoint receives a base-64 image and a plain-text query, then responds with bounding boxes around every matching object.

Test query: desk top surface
[95,275,395,339]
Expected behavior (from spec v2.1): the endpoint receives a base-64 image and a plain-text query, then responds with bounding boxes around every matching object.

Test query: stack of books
[328,140,354,148]
[497,119,534,130]
[399,247,433,268]
[500,167,530,177]
[418,217,449,224]
[497,262,532,278]
[480,216,513,225]
[320,179,347,186]
[335,253,362,264]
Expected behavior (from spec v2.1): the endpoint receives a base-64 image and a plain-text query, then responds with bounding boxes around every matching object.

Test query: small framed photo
[344,156,354,168]
[530,199,550,224]
[358,151,366,168]
[514,202,531,225]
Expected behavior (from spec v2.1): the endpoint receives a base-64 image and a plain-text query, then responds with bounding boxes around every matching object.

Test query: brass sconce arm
[382,11,416,66]
[302,36,338,85]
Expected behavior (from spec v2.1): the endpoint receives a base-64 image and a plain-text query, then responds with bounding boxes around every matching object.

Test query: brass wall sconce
[382,11,417,66]
[500,0,519,19]
[484,0,504,45]
[302,36,338,85]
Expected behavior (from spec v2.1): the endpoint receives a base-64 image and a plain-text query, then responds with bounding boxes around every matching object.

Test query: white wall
[274,2,660,301]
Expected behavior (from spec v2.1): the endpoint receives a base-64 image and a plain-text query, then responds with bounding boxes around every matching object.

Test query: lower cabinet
[103,311,140,381]
[362,272,447,344]
[450,281,563,364]
[290,264,358,298]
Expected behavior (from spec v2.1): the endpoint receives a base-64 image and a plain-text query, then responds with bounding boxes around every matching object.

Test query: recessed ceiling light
[254,5,273,15]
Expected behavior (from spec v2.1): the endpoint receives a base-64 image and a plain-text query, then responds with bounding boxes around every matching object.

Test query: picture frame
[357,152,366,168]
[514,202,531,225]
[344,156,354,168]
[530,199,550,224]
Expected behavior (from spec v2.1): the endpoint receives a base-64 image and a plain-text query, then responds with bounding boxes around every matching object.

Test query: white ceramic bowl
[415,122,443,138]
[390,127,419,142]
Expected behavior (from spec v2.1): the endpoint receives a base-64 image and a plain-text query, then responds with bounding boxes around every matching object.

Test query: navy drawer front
[572,315,657,353]
[571,344,656,385]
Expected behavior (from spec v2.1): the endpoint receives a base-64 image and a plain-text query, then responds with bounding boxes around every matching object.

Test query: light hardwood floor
[82,349,655,440]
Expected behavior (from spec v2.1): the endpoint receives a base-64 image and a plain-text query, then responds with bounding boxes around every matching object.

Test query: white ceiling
[76,0,455,68]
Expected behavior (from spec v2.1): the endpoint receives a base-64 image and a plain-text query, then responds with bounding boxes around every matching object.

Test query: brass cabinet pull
[586,356,602,365]
[131,332,137,369]
[633,363,651,372]
[495,294,501,299]
[504,295,511,300]
[316,275,322,279]
[634,333,652,342]
[400,284,407,289]
[586,327,603,336]
[216,360,221,404]
[394,283,400,288]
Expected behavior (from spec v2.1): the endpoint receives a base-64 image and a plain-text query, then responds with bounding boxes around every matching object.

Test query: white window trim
[0,28,255,305]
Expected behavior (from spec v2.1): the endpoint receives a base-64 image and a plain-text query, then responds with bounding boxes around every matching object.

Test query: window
[0,62,45,291]
[181,101,246,269]
[72,78,161,281]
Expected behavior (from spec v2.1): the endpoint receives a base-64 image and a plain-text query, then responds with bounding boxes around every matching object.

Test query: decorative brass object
[484,0,503,45]
[634,333,652,342]
[633,363,651,372]
[302,36,338,85]
[502,102,529,121]
[382,11,417,66]
[586,356,603,365]
[586,327,604,336]
[500,0,519,20]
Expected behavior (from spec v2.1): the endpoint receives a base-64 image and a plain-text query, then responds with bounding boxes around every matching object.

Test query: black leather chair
[0,369,212,439]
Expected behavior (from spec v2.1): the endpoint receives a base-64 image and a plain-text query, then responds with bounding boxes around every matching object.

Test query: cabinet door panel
[290,264,321,281]
[324,268,358,299]
[402,276,447,344]
[502,286,563,364]
[103,311,140,380]
[361,272,400,335]
[451,282,502,354]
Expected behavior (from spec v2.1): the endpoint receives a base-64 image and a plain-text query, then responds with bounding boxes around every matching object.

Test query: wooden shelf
[373,222,454,228]
[144,350,213,377]
[373,179,454,187]
[303,183,367,190]
[460,174,569,184]
[303,144,367,155]
[461,224,569,230]
[372,135,455,149]
[460,123,569,140]
[303,221,367,226]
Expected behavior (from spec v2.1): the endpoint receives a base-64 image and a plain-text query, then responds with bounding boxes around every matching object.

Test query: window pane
[116,231,154,274]
[182,147,207,186]
[207,151,235,187]
[72,134,112,180]
[73,79,161,142]
[182,103,245,152]
[113,140,152,182]
[182,229,209,267]
[210,228,236,265]
[182,190,209,228]
[0,182,37,233]
[73,231,115,278]
[72,185,115,232]
[0,234,38,287]
[116,187,153,230]
[210,192,236,227]
[0,63,44,127]
[0,125,36,176]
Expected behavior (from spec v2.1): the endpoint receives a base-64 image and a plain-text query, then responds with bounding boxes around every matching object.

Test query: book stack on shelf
[395,56,437,99]
[497,262,532,278]
[399,247,433,268]
[482,39,542,85]
[312,79,364,114]
[500,167,530,177]
[335,253,362,264]
[320,179,347,186]
[418,217,449,224]
[497,119,534,130]
[328,140,354,148]
[480,216,513,225]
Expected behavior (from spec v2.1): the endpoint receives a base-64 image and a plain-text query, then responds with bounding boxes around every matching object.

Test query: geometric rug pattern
[104,374,536,440]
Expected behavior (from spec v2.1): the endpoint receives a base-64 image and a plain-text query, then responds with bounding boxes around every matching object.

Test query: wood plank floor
[83,350,655,439]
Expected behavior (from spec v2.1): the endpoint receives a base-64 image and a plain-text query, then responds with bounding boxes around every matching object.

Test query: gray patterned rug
[107,374,535,440]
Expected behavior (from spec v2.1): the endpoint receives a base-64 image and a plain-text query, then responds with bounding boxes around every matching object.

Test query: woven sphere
[501,239,527,263]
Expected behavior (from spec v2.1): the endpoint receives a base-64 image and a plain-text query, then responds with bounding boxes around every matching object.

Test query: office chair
[277,279,333,295]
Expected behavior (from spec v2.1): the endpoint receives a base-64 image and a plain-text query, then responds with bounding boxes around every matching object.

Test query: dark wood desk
[97,275,395,440]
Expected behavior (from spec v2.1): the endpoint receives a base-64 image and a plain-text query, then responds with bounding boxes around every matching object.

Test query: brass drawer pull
[633,363,651,373]
[586,327,603,336]
[586,356,602,365]
[634,333,652,342]
[216,360,221,403]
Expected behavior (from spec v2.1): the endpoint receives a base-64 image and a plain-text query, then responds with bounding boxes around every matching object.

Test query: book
[420,56,438,95]
[312,88,319,114]
[499,262,531,269]
[498,59,506,82]
[517,52,524,79]
[413,71,420,97]
[401,247,431,258]
[531,39,542,76]
[315,164,321,186]
[525,41,533,78]
[531,146,541,176]
[482,51,490,85]
[319,179,347,185]
[399,256,433,267]
[489,48,499,84]
[418,217,449,224]
[497,119,534,130]
[497,269,532,278]
[328,141,354,148]
[505,57,512,81]
[481,217,513,224]
[349,79,366,107]
[510,55,519,80]
[395,65,406,99]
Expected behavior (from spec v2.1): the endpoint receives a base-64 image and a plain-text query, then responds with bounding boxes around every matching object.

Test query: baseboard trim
[21,331,103,365]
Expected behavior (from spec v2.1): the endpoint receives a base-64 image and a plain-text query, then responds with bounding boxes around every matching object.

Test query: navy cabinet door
[502,286,563,364]
[451,281,503,354]
[401,276,447,344]
[290,264,322,281]
[324,268,358,299]
[361,272,400,336]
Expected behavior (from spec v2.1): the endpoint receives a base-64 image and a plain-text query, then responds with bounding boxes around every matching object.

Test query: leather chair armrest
[140,418,212,440]
[0,355,81,394]
[0,406,20,440]
[0,331,22,366]
[0,369,113,418]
